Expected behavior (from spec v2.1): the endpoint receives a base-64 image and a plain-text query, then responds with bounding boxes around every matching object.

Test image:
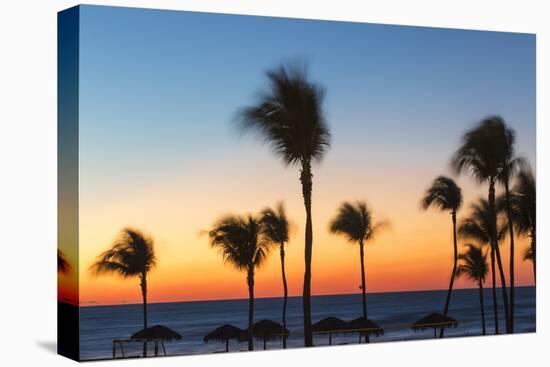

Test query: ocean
[79,286,536,360]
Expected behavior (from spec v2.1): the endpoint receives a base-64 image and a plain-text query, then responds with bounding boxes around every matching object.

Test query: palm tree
[260,203,291,348]
[208,214,272,351]
[494,121,519,333]
[329,201,387,343]
[91,228,157,357]
[503,166,536,283]
[421,176,462,337]
[456,244,489,335]
[452,116,512,333]
[458,199,507,334]
[236,64,331,346]
[57,249,71,274]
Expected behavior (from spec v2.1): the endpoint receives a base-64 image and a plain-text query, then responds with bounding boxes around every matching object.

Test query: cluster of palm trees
[422,116,536,336]
[84,64,535,356]
[206,200,387,350]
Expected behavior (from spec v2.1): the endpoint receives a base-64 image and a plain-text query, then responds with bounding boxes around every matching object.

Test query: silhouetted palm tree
[209,214,272,351]
[329,201,387,342]
[236,64,331,346]
[91,228,157,357]
[57,249,71,274]
[421,176,462,337]
[494,120,519,333]
[260,203,291,348]
[456,244,489,335]
[458,199,507,334]
[502,166,536,283]
[452,116,512,333]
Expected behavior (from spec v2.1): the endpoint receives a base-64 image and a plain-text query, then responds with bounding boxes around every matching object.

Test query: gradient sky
[67,5,535,306]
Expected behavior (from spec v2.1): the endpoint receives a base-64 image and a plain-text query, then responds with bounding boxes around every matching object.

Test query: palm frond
[329,201,388,244]
[421,176,462,212]
[57,249,71,274]
[236,63,331,166]
[260,202,290,245]
[451,116,515,184]
[208,214,272,272]
[456,244,489,283]
[90,227,157,278]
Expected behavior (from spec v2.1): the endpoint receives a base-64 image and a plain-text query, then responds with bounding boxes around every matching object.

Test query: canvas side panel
[57,5,80,361]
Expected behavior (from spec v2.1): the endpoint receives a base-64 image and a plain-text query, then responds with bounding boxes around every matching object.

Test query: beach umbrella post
[203,324,243,353]
[313,317,348,346]
[345,317,384,344]
[241,319,289,350]
[411,312,458,339]
[130,325,182,357]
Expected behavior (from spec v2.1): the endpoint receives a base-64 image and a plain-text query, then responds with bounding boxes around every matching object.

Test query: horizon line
[78,285,535,308]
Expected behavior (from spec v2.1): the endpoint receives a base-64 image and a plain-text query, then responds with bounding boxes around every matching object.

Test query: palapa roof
[412,312,458,331]
[312,317,348,334]
[345,317,384,336]
[203,324,243,343]
[130,325,182,341]
[240,319,290,341]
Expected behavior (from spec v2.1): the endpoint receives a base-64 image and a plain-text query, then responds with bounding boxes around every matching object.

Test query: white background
[0,0,547,366]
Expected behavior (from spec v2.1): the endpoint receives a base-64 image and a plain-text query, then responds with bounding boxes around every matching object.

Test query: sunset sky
[60,5,536,306]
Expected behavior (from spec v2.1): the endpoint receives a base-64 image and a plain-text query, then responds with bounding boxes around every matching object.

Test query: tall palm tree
[456,244,489,335]
[495,121,519,333]
[57,249,71,274]
[208,214,272,351]
[458,199,507,334]
[503,166,536,283]
[91,228,157,357]
[452,116,512,333]
[329,201,387,342]
[236,64,331,346]
[260,203,291,348]
[421,176,462,337]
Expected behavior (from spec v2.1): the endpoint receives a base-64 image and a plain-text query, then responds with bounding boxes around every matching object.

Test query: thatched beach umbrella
[313,317,348,345]
[203,324,243,352]
[412,312,458,338]
[131,325,182,356]
[241,319,290,350]
[346,317,384,343]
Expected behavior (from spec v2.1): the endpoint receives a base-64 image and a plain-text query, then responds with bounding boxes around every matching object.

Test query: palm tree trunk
[359,240,370,343]
[479,281,486,335]
[247,268,255,351]
[280,244,288,349]
[531,232,536,283]
[488,182,510,333]
[300,161,314,347]
[141,274,148,357]
[490,247,499,334]
[359,240,367,318]
[440,211,458,338]
[504,178,515,333]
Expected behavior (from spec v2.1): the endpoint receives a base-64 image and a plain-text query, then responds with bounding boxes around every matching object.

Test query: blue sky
[78,6,535,188]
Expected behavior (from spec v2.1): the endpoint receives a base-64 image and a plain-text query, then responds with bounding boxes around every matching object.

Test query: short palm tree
[91,228,157,357]
[505,166,536,282]
[452,116,512,333]
[208,214,272,351]
[329,201,387,342]
[57,249,71,274]
[458,199,507,334]
[260,203,291,348]
[456,244,489,335]
[237,64,331,346]
[421,176,462,337]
